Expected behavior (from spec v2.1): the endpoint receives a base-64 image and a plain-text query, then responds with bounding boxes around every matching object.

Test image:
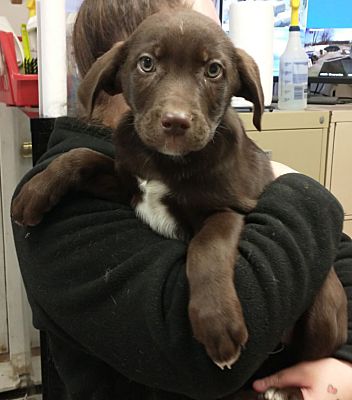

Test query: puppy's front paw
[11,171,62,226]
[261,388,303,400]
[189,292,248,369]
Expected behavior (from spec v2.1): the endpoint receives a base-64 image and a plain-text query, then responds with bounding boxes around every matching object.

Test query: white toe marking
[214,354,240,370]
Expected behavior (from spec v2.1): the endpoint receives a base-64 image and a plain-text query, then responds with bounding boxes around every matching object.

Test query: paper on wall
[37,0,67,117]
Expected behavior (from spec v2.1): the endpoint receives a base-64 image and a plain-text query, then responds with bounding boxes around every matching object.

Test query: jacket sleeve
[12,171,345,400]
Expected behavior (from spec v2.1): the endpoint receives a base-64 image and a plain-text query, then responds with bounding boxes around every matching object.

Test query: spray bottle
[26,0,37,59]
[278,0,308,110]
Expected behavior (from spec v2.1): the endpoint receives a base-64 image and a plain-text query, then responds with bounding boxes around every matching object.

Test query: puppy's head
[78,9,264,157]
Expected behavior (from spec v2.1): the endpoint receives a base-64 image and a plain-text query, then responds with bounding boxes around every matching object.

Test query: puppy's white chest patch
[135,179,180,240]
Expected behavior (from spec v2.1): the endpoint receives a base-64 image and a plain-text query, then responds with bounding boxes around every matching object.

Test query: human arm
[11,118,346,400]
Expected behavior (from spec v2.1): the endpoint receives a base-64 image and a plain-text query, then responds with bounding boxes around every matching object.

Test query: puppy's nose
[161,112,191,136]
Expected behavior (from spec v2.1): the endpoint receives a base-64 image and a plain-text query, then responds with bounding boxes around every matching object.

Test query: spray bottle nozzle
[290,0,300,27]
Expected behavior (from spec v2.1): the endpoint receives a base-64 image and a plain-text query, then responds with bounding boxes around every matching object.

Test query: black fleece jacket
[12,117,352,400]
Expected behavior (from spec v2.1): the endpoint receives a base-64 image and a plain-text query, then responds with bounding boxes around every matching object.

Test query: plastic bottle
[278,0,308,110]
[26,0,37,59]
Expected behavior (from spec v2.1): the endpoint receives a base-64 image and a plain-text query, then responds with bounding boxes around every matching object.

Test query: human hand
[253,358,352,400]
[270,161,298,179]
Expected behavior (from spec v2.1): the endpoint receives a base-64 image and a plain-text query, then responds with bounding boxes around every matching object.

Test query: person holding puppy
[12,0,352,399]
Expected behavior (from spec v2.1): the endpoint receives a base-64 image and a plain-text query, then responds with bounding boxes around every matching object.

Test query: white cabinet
[344,219,352,238]
[0,166,7,355]
[324,108,352,236]
[240,109,330,184]
[0,105,41,393]
[241,106,352,236]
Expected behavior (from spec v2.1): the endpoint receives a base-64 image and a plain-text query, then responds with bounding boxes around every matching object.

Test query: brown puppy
[12,9,347,400]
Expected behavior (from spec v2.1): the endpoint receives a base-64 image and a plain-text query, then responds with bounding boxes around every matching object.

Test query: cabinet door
[247,128,327,183]
[329,122,352,216]
[0,175,8,356]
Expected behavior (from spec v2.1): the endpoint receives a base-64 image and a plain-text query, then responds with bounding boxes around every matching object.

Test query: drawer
[247,128,327,183]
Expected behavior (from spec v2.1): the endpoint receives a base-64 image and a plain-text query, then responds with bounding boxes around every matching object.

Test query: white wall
[0,2,28,36]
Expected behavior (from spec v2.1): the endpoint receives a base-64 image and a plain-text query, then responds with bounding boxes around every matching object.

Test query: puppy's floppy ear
[78,41,126,117]
[233,48,264,131]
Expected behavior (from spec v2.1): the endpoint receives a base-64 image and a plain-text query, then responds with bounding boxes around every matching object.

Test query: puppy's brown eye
[138,55,155,73]
[206,62,223,79]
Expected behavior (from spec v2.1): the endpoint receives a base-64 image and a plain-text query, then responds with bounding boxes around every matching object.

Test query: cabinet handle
[21,142,32,158]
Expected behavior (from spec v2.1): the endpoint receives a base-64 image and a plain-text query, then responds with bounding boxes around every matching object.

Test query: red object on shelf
[0,31,39,107]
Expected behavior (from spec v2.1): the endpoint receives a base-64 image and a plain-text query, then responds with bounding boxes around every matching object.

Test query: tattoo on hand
[327,384,338,395]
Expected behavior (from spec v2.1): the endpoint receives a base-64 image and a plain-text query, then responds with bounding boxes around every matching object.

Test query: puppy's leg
[291,268,347,360]
[11,148,130,226]
[187,210,248,369]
